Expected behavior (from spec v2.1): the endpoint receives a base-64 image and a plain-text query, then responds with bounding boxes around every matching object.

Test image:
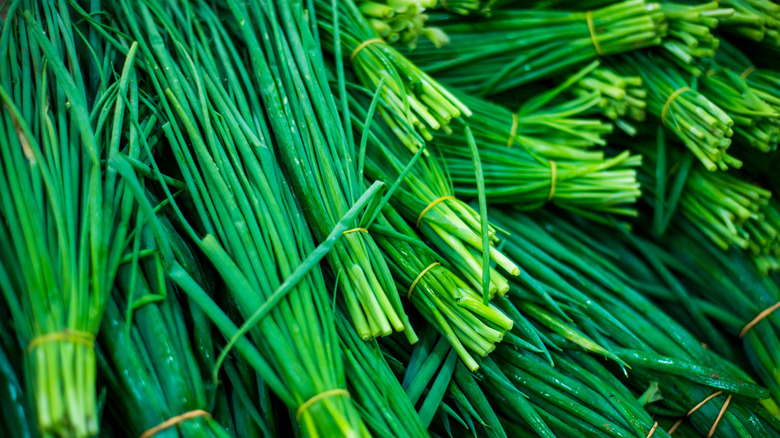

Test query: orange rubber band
[343,228,369,236]
[661,87,691,127]
[547,161,557,202]
[140,410,211,438]
[350,38,384,62]
[296,389,350,421]
[586,11,604,56]
[740,66,756,80]
[27,329,94,352]
[507,113,519,148]
[646,421,659,437]
[407,262,441,299]
[707,395,732,438]
[417,196,455,228]
[740,302,780,338]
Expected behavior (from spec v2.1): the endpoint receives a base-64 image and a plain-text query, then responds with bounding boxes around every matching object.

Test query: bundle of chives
[717,0,780,45]
[98,218,229,438]
[571,65,647,128]
[431,72,642,218]
[358,0,448,48]
[370,204,513,370]
[335,310,430,437]
[700,67,780,152]
[222,0,412,341]
[0,2,147,434]
[716,40,780,113]
[408,0,666,96]
[617,52,737,171]
[658,2,733,73]
[491,209,780,436]
[105,0,368,434]
[637,220,780,406]
[316,0,471,143]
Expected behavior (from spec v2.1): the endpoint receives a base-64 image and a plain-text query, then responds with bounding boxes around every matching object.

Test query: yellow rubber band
[416,196,455,228]
[740,302,780,338]
[646,422,659,438]
[296,389,350,420]
[687,391,723,416]
[707,395,732,438]
[661,87,691,128]
[350,38,384,62]
[547,160,557,202]
[706,69,718,78]
[27,329,94,352]
[343,228,369,236]
[507,113,519,148]
[667,418,683,435]
[741,66,756,80]
[140,409,211,438]
[407,262,441,299]
[586,11,604,56]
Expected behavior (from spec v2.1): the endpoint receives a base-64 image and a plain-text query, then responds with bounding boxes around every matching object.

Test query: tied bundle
[316,0,471,145]
[0,2,149,435]
[433,64,642,219]
[717,0,780,46]
[617,52,738,171]
[358,0,448,48]
[408,0,667,96]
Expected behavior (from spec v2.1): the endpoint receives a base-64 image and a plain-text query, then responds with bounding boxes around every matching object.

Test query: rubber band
[667,391,724,434]
[586,11,604,56]
[350,38,384,62]
[296,389,350,420]
[707,394,732,438]
[740,302,780,338]
[140,409,211,438]
[417,196,455,228]
[343,228,369,236]
[27,329,94,352]
[547,161,557,202]
[507,113,519,148]
[706,70,718,78]
[646,421,659,438]
[407,262,441,299]
[740,66,756,80]
[661,87,691,127]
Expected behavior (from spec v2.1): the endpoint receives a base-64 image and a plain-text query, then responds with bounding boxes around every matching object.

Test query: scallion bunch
[358,0,448,48]
[409,0,666,96]
[718,0,780,45]
[658,2,733,73]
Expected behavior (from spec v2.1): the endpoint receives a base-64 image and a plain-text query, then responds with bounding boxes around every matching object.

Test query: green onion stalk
[716,0,780,46]
[335,310,430,437]
[105,0,369,435]
[223,0,414,341]
[716,40,780,113]
[615,51,738,171]
[700,67,780,153]
[432,70,642,219]
[491,209,780,436]
[346,85,520,297]
[97,217,230,438]
[369,203,514,371]
[316,0,471,144]
[357,0,449,49]
[434,0,497,16]
[379,327,509,437]
[407,0,667,96]
[0,2,149,435]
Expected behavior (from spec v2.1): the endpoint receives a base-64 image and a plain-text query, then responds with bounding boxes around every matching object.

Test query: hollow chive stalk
[316,0,471,145]
[615,51,738,171]
[408,0,666,96]
[0,3,147,434]
[102,0,370,435]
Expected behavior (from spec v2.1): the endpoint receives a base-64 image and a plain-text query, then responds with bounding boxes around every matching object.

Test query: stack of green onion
[409,0,667,96]
[358,0,448,48]
[317,0,471,143]
[617,51,738,170]
[106,0,370,434]
[717,0,780,45]
[571,64,647,130]
[658,2,733,74]
[717,40,780,113]
[0,2,149,434]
